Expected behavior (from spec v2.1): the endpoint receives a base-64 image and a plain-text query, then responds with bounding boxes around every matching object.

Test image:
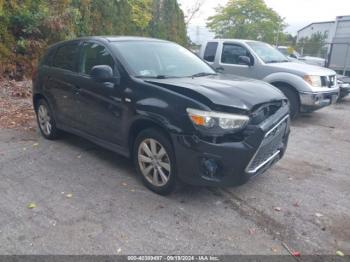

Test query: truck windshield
[111,41,216,78]
[248,42,290,64]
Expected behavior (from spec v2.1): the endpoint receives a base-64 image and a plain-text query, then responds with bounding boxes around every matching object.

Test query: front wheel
[276,86,300,119]
[133,128,177,195]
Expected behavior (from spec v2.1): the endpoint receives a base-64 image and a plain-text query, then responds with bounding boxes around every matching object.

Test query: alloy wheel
[137,138,171,187]
[37,104,52,136]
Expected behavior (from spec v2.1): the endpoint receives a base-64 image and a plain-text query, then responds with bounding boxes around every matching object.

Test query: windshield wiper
[191,72,217,78]
[135,75,172,79]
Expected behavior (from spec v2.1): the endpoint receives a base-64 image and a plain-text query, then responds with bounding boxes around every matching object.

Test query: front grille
[321,75,336,88]
[250,101,283,125]
[246,115,288,173]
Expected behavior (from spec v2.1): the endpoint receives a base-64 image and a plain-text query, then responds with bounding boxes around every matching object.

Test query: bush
[0,0,187,80]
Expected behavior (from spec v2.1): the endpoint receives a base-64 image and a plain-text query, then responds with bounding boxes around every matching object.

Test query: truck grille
[246,115,289,173]
[321,75,337,88]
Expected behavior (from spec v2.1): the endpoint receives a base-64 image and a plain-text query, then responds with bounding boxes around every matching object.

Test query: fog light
[201,158,218,177]
[314,95,321,105]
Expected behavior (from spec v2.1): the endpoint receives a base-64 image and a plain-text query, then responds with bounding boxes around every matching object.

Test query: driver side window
[80,42,115,75]
[221,44,249,65]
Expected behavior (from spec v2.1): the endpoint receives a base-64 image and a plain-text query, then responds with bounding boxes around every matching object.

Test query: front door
[74,41,124,145]
[218,43,259,78]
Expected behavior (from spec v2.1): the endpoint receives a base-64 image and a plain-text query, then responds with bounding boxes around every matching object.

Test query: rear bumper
[299,90,339,112]
[171,107,290,187]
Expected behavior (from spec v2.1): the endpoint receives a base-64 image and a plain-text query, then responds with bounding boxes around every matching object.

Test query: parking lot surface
[0,98,349,255]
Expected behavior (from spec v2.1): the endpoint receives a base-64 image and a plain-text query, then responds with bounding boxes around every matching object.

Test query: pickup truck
[199,39,340,118]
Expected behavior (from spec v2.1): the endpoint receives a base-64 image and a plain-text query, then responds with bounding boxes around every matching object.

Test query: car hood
[267,62,335,76]
[303,56,325,62]
[145,74,285,112]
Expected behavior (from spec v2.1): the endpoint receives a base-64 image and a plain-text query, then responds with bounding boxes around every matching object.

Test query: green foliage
[278,33,297,47]
[207,0,285,44]
[129,0,153,31]
[0,0,187,80]
[296,32,328,57]
[148,0,187,45]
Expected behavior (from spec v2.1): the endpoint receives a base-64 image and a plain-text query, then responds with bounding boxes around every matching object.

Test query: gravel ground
[0,98,349,255]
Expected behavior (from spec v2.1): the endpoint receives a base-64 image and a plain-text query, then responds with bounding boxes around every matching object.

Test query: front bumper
[299,90,339,112]
[339,83,350,99]
[171,106,290,187]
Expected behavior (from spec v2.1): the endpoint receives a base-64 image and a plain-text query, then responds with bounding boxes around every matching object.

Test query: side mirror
[238,56,252,66]
[290,54,297,59]
[90,65,114,82]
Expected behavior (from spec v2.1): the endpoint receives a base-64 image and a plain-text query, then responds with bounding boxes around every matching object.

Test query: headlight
[186,108,249,132]
[303,75,322,87]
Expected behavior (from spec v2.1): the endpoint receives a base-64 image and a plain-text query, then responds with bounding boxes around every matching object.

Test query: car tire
[133,128,177,195]
[35,98,61,140]
[277,86,300,119]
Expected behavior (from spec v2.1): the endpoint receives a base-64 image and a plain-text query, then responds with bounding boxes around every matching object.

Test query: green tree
[148,0,187,46]
[297,32,328,57]
[0,0,188,80]
[279,33,297,47]
[207,0,285,44]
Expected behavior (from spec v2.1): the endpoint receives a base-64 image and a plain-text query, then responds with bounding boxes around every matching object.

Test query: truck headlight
[304,75,322,87]
[186,108,249,132]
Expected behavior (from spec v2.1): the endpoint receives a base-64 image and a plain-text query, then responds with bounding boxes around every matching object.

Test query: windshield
[111,41,216,78]
[248,42,289,63]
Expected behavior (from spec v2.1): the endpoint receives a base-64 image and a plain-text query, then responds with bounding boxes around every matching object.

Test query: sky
[178,0,350,43]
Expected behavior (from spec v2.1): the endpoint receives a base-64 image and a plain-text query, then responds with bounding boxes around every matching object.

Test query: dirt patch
[276,158,333,180]
[0,80,35,130]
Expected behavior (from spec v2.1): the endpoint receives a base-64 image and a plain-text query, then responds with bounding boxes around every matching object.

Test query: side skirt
[57,124,130,158]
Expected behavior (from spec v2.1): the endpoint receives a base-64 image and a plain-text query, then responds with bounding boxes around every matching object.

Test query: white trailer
[327,15,350,76]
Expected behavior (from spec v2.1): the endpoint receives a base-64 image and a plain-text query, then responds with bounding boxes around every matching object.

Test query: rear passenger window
[53,44,79,71]
[221,44,249,64]
[203,42,218,62]
[80,42,115,75]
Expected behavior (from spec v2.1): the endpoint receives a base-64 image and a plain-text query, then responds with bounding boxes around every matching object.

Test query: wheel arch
[32,93,47,111]
[270,81,300,103]
[128,118,174,160]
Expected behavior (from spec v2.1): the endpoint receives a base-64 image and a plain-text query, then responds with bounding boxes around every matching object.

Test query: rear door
[45,42,81,128]
[74,41,124,144]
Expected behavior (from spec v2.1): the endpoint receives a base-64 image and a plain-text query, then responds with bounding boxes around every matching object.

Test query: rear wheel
[133,128,177,195]
[35,99,61,140]
[276,85,300,119]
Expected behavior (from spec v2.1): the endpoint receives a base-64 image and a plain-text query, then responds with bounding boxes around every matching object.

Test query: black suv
[32,36,290,194]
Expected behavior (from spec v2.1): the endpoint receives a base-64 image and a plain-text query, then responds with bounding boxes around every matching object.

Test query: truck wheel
[35,99,61,140]
[133,128,177,195]
[277,86,300,119]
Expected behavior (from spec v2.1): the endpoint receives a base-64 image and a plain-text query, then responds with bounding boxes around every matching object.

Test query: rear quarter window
[203,42,218,62]
[52,43,79,71]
